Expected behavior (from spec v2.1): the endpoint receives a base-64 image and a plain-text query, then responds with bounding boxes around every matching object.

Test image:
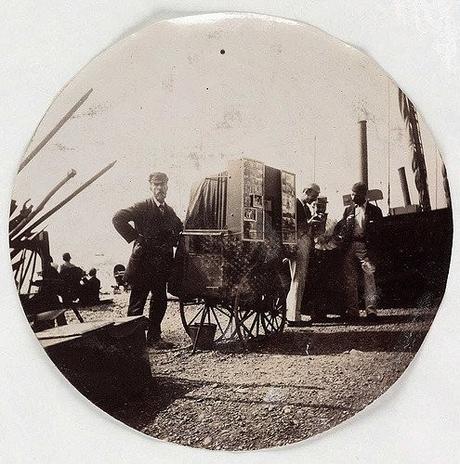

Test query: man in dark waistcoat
[341,182,383,321]
[113,172,183,347]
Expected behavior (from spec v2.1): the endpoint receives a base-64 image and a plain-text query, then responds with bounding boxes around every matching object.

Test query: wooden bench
[37,316,152,408]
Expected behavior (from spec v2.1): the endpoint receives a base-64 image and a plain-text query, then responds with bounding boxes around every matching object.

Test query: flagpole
[313,135,317,182]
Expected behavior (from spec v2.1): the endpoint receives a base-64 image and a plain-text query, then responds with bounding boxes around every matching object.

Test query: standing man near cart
[341,182,383,321]
[113,172,183,348]
[286,183,323,327]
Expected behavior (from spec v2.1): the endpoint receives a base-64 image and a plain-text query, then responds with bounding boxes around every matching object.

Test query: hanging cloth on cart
[185,176,222,229]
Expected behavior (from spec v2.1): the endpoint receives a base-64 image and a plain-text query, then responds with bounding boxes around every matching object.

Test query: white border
[1,2,459,463]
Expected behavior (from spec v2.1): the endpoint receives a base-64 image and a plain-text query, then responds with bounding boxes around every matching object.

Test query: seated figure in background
[80,268,101,306]
[59,252,84,306]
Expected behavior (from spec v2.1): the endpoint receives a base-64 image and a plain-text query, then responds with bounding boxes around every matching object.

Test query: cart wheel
[260,286,286,336]
[179,298,236,342]
[233,274,268,343]
[233,300,266,343]
[234,271,286,343]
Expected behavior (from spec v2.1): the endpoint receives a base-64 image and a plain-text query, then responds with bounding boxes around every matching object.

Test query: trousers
[128,274,168,340]
[286,233,312,321]
[343,240,378,315]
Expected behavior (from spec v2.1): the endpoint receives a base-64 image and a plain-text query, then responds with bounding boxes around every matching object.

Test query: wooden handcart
[174,158,297,347]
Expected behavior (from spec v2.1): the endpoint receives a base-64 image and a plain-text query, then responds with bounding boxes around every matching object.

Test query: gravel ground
[67,294,436,450]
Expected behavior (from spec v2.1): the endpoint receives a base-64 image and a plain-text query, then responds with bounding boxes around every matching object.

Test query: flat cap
[303,183,321,194]
[352,182,368,194]
[149,172,168,184]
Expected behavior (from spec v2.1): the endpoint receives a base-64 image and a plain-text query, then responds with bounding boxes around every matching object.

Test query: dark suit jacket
[341,201,383,247]
[80,276,101,304]
[296,199,312,237]
[113,199,183,282]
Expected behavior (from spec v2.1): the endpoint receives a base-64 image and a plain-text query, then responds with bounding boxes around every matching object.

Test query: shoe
[287,320,311,328]
[343,313,361,324]
[146,337,174,349]
[366,312,378,322]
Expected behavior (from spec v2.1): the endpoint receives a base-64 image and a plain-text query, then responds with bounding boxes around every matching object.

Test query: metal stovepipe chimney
[398,167,412,207]
[358,120,369,186]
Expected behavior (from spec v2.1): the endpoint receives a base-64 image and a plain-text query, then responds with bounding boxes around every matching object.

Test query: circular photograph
[9,13,453,450]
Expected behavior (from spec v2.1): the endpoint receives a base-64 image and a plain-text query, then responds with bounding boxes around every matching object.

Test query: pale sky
[12,13,447,283]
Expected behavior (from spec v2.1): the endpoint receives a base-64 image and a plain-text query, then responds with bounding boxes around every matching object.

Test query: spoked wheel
[260,287,286,335]
[179,298,236,342]
[234,271,287,344]
[233,301,266,343]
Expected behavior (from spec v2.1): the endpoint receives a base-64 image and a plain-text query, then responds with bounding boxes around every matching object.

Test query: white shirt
[306,201,316,218]
[353,201,367,237]
[153,197,165,210]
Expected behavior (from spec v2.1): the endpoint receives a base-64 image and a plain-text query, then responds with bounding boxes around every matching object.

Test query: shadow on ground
[107,373,358,433]
[205,313,435,356]
[108,376,202,428]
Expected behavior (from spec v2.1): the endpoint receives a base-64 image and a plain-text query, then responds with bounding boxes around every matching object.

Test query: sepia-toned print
[9,13,452,450]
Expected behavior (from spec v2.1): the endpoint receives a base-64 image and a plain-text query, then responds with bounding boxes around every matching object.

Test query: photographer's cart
[175,159,296,347]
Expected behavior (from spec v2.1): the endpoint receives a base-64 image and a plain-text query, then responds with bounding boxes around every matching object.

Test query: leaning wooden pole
[19,249,35,290]
[16,161,117,240]
[18,88,93,173]
[10,169,77,238]
[26,251,39,295]
[10,228,47,260]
